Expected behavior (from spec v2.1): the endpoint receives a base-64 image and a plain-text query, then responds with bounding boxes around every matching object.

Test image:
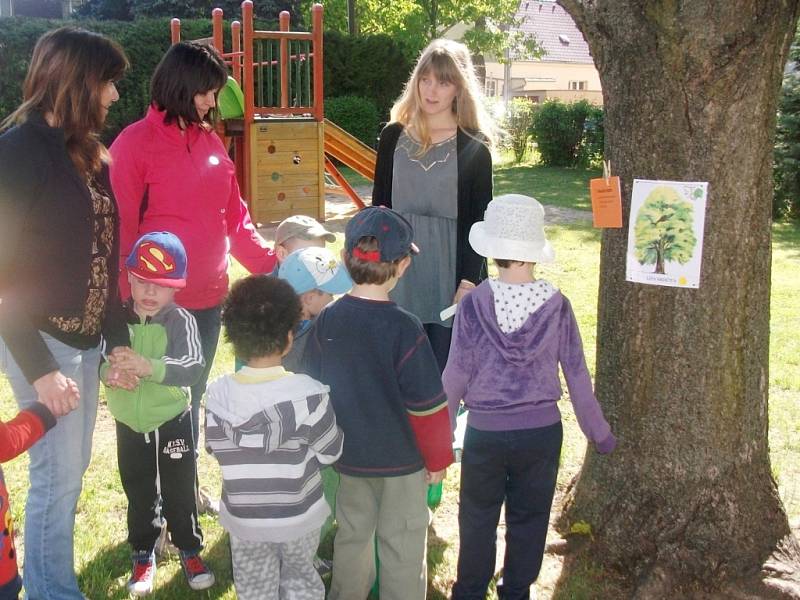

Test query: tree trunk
[556,0,800,595]
[655,251,664,275]
[347,0,358,36]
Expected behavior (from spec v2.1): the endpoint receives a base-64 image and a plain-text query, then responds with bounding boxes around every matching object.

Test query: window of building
[569,81,588,91]
[485,79,498,96]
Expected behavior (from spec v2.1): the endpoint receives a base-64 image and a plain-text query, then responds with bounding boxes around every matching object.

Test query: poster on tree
[625,179,708,288]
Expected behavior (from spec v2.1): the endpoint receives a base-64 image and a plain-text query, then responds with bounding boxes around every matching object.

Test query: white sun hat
[468,194,555,263]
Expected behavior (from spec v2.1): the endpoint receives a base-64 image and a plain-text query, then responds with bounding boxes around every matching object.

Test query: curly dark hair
[222,275,302,361]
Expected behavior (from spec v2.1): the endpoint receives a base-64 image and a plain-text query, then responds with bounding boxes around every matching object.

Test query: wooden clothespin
[603,160,612,185]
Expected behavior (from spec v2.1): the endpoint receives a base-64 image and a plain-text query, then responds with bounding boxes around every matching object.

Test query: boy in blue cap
[102,231,214,596]
[303,206,453,600]
[278,246,352,372]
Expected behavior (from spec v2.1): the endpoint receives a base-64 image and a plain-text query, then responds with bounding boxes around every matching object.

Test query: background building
[484,0,602,105]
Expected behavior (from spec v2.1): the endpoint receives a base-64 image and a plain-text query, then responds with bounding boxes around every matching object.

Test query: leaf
[570,520,593,536]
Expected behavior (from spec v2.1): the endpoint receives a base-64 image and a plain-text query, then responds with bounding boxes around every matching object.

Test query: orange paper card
[590,176,623,228]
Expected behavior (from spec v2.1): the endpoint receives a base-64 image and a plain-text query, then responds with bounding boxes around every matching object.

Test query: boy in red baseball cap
[102,232,214,596]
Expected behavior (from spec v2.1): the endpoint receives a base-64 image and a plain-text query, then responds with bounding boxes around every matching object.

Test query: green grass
[1,166,798,599]
[495,161,601,211]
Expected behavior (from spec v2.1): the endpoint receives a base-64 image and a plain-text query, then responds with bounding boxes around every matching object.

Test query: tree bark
[556,0,800,595]
[347,0,358,36]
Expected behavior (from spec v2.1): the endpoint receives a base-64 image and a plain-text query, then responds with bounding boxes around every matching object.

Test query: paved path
[257,185,592,241]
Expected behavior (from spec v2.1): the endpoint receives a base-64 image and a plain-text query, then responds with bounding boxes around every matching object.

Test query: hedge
[323,30,412,121]
[0,17,214,141]
[0,18,411,142]
[323,95,379,147]
[529,99,603,168]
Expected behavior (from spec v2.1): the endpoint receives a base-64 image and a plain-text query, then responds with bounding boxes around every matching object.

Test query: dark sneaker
[179,551,215,591]
[127,551,156,596]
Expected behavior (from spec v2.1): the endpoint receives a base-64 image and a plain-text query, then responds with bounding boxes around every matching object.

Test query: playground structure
[170,1,376,223]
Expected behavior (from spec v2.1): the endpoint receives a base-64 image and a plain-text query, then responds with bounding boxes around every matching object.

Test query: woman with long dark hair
[0,26,129,599]
[110,42,277,454]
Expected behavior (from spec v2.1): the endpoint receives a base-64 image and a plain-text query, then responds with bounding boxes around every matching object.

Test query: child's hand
[109,347,153,378]
[425,468,447,485]
[595,432,617,455]
[103,365,140,391]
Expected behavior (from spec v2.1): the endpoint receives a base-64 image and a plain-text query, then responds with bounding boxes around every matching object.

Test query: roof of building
[514,0,594,64]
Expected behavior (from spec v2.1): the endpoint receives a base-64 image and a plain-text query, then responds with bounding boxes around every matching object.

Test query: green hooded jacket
[102,302,204,433]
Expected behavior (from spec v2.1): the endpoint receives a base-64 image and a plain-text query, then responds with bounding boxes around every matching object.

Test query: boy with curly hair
[205,276,343,599]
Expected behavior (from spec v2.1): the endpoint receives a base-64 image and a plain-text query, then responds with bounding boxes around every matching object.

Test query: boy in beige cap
[274,215,336,264]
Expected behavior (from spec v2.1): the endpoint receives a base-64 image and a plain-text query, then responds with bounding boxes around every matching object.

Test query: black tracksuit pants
[116,409,203,554]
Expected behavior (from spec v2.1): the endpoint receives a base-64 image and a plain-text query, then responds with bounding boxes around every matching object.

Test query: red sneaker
[179,551,215,591]
[127,551,156,596]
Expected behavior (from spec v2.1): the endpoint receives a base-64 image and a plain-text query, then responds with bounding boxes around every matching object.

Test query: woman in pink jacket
[110,42,277,450]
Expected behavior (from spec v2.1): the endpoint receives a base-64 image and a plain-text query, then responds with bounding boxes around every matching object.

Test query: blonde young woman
[0,27,129,599]
[372,38,495,371]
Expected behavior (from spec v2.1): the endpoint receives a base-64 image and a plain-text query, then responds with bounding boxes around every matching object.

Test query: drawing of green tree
[634,186,697,274]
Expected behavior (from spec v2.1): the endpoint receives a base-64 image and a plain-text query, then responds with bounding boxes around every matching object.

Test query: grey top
[390,131,458,326]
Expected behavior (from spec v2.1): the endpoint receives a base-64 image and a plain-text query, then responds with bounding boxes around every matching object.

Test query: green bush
[1,19,411,140]
[323,30,412,121]
[774,65,800,220]
[576,102,604,168]
[0,17,214,140]
[324,95,379,147]
[530,99,602,168]
[501,97,537,163]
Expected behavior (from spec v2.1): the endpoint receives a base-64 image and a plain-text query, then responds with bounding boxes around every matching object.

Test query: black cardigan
[371,122,493,288]
[0,113,129,383]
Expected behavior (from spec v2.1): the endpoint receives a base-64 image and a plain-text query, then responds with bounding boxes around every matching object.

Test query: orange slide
[323,118,376,209]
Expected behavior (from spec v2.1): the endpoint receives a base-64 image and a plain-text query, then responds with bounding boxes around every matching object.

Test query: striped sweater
[205,366,343,542]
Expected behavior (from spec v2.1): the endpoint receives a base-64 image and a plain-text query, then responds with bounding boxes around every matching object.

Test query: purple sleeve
[558,297,613,449]
[442,302,475,432]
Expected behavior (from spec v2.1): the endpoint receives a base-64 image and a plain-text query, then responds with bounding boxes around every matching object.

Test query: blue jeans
[452,423,563,600]
[0,333,100,600]
[186,305,222,448]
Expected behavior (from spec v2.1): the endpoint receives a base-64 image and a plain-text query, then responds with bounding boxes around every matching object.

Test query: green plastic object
[427,481,443,508]
[218,76,245,120]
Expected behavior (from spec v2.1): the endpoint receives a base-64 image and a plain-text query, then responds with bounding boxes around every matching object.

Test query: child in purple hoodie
[443,194,617,600]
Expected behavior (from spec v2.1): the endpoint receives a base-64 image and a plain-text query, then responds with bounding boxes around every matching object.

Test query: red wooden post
[312,4,324,121]
[279,11,290,108]
[212,8,224,52]
[231,21,242,85]
[242,0,255,206]
[170,18,181,44]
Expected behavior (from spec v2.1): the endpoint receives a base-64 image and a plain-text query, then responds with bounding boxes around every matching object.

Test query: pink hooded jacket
[110,106,276,309]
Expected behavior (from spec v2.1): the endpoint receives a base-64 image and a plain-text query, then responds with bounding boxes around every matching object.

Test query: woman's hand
[33,370,79,417]
[452,279,476,305]
[109,347,153,378]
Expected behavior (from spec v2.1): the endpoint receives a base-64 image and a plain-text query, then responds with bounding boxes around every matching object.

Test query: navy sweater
[302,295,453,477]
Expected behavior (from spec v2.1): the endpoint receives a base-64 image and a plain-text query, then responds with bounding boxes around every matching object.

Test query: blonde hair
[2,27,128,178]
[390,39,495,154]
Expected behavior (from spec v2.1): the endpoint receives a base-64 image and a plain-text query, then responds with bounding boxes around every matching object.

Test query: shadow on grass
[427,519,452,600]
[78,532,233,599]
[773,221,800,259]
[549,540,630,600]
[77,540,131,598]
